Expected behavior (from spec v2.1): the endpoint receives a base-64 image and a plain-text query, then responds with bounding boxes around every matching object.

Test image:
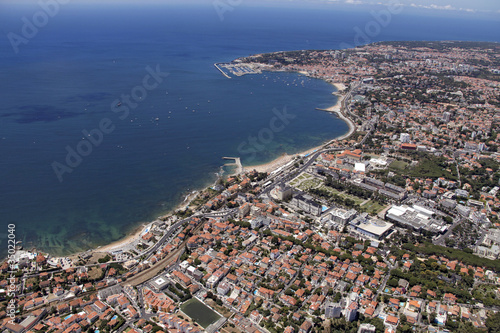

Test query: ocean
[0,1,499,257]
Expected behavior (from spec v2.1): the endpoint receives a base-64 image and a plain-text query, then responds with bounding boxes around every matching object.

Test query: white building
[400,133,411,143]
[349,214,394,240]
[358,323,376,333]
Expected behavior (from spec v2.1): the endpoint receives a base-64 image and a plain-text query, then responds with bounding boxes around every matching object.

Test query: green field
[298,178,322,190]
[290,173,323,191]
[318,185,365,205]
[360,200,386,215]
[389,160,408,171]
[318,185,341,196]
[181,298,221,328]
[341,193,365,205]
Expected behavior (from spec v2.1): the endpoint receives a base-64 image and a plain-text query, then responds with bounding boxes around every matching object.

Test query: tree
[387,278,398,288]
[429,312,436,324]
[486,311,500,333]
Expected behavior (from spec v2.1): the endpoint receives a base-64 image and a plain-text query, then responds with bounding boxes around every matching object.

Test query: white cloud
[406,2,481,13]
[344,0,364,4]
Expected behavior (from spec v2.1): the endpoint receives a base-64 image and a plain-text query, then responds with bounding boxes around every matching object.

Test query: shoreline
[94,224,149,253]
[90,80,356,254]
[93,190,202,254]
[60,77,357,258]
[243,81,355,174]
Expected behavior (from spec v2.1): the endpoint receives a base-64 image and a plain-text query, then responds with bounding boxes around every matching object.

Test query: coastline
[243,81,355,174]
[93,190,202,254]
[94,224,148,253]
[76,79,356,257]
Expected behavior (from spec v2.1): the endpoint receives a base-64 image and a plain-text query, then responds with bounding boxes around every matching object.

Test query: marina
[214,62,262,78]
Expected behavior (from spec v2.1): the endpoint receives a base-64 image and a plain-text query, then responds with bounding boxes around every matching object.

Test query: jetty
[214,63,231,79]
[222,157,243,175]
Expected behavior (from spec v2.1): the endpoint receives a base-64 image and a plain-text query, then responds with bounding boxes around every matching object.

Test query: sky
[251,0,499,13]
[2,0,499,15]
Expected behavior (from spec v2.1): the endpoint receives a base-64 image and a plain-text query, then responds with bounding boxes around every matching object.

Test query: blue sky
[252,0,499,13]
[4,0,500,14]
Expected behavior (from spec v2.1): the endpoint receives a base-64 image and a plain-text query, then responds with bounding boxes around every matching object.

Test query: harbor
[214,62,262,78]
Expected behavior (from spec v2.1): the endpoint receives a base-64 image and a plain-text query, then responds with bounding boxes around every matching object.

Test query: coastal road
[138,217,191,260]
[123,218,209,287]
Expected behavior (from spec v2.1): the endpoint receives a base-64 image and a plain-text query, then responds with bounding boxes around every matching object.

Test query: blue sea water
[0,1,498,257]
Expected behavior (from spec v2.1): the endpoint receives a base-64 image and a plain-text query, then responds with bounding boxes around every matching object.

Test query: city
[2,41,500,333]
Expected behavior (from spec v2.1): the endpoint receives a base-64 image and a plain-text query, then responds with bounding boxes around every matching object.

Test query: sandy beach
[94,224,148,253]
[332,82,347,92]
[244,154,296,174]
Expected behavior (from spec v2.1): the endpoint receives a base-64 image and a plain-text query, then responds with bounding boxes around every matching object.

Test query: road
[138,216,192,261]
[124,221,204,287]
[433,217,462,246]
[376,262,397,299]
[123,209,236,286]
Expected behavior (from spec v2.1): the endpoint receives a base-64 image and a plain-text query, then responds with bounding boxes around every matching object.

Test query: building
[349,214,394,240]
[299,320,313,333]
[386,205,445,234]
[400,133,411,143]
[329,208,357,226]
[440,199,457,210]
[171,270,192,288]
[250,216,270,229]
[276,183,293,201]
[324,302,342,318]
[475,245,500,260]
[97,284,122,301]
[442,111,451,122]
[401,143,417,150]
[291,194,322,216]
[149,275,170,292]
[380,182,407,201]
[345,302,358,322]
[456,204,471,217]
[186,266,204,281]
[483,229,500,247]
[353,178,407,201]
[358,323,376,333]
[238,202,251,218]
[217,282,231,295]
[337,149,363,163]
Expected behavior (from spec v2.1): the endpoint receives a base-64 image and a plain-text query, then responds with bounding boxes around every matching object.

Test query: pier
[222,157,243,175]
[214,63,231,79]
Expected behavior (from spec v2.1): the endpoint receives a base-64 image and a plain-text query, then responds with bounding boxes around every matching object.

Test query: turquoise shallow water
[0,2,498,257]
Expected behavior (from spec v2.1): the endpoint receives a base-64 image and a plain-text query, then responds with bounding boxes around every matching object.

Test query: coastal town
[2,41,500,333]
